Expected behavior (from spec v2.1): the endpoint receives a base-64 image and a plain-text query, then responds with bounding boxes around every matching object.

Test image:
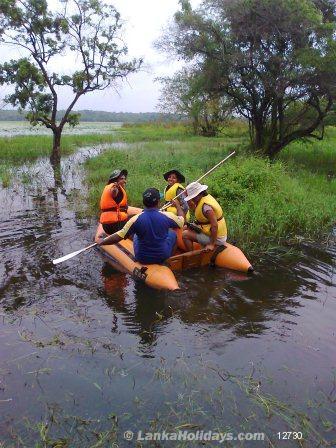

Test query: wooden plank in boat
[167,249,213,272]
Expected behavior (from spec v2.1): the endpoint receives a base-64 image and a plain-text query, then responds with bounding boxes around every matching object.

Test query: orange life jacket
[99,184,128,224]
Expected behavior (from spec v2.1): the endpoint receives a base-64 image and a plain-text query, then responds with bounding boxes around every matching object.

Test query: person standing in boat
[163,169,190,221]
[99,169,129,235]
[99,188,185,264]
[182,182,227,252]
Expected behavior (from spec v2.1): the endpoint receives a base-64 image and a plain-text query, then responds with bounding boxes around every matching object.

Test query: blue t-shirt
[117,208,184,263]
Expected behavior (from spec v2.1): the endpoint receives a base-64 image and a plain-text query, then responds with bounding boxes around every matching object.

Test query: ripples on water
[0,147,335,446]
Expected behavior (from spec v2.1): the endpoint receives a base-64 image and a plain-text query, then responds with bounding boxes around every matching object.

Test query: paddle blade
[52,243,97,265]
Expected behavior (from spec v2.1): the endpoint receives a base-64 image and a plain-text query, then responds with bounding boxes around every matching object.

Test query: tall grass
[116,122,193,142]
[209,157,336,250]
[278,126,336,175]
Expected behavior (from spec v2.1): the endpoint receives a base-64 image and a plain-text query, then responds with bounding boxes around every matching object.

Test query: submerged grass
[85,123,336,253]
[8,358,333,447]
[0,133,120,186]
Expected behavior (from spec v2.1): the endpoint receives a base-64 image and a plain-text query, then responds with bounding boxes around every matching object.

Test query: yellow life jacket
[164,183,190,221]
[194,194,227,237]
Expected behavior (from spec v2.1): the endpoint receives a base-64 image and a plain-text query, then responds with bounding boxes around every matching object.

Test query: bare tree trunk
[253,115,264,151]
[192,114,200,134]
[51,129,61,165]
[278,98,284,143]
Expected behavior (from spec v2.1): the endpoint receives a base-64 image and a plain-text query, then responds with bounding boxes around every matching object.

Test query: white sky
[81,0,182,113]
[1,0,201,113]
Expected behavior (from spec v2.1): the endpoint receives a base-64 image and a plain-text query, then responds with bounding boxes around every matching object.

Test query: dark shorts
[133,230,177,264]
[102,219,128,235]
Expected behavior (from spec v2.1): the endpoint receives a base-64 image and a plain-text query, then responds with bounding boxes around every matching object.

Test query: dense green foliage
[209,158,335,250]
[158,68,233,136]
[158,0,336,157]
[85,123,336,252]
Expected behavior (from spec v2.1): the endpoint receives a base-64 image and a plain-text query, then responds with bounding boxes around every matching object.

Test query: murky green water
[0,146,335,447]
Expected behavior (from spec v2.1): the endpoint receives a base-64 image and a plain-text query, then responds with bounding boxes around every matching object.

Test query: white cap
[184,182,208,201]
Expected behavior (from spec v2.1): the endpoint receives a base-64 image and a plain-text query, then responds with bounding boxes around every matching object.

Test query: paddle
[160,150,235,211]
[52,242,97,265]
[52,150,235,265]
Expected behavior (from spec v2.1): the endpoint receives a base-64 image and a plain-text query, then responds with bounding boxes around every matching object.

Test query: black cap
[143,188,160,207]
[108,169,128,183]
[163,169,185,183]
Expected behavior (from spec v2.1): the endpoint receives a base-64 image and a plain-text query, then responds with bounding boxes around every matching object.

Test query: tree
[157,68,233,136]
[158,0,336,158]
[0,0,141,163]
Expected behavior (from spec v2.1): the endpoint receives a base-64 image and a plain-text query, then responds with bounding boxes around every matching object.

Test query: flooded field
[0,145,335,447]
[0,121,122,137]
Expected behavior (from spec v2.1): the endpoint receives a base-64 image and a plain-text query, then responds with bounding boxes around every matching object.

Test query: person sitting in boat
[99,188,185,264]
[163,169,190,221]
[182,182,227,252]
[99,169,129,235]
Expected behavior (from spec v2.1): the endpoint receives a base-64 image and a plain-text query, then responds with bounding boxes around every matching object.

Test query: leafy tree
[159,0,336,158]
[157,68,232,136]
[0,0,141,163]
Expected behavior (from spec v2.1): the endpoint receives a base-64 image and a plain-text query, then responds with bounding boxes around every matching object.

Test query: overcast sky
[1,0,202,113]
[73,0,183,113]
[87,0,203,113]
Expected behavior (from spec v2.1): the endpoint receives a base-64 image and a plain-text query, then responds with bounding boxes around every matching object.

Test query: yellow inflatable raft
[95,224,253,291]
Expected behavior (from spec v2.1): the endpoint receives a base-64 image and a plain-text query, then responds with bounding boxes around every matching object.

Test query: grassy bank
[85,123,336,252]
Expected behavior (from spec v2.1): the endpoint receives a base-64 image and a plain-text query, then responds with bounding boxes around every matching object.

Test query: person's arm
[204,208,218,251]
[109,183,118,198]
[172,198,185,219]
[99,233,123,246]
[162,209,184,228]
[176,187,189,214]
[99,214,139,246]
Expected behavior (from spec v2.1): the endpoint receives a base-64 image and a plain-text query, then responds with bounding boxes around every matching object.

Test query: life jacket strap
[195,215,224,225]
[102,206,128,212]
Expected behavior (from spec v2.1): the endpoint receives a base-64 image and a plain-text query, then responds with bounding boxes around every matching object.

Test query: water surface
[0,121,122,137]
[0,147,335,447]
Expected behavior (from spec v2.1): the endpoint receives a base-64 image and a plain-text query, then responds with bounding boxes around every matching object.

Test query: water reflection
[0,145,105,310]
[100,241,335,348]
[102,264,171,354]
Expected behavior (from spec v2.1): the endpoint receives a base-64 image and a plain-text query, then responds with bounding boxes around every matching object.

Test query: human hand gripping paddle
[52,151,236,265]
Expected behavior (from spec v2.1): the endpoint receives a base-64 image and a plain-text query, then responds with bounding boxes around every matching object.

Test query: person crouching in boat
[100,169,129,235]
[99,188,185,264]
[163,169,190,221]
[182,182,227,252]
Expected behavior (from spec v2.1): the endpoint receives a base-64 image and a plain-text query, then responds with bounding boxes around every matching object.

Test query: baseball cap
[143,188,160,207]
[108,169,128,183]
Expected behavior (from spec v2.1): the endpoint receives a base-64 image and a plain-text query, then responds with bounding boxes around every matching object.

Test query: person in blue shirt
[99,188,185,264]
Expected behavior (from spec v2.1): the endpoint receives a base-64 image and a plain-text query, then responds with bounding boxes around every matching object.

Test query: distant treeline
[0,109,184,123]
